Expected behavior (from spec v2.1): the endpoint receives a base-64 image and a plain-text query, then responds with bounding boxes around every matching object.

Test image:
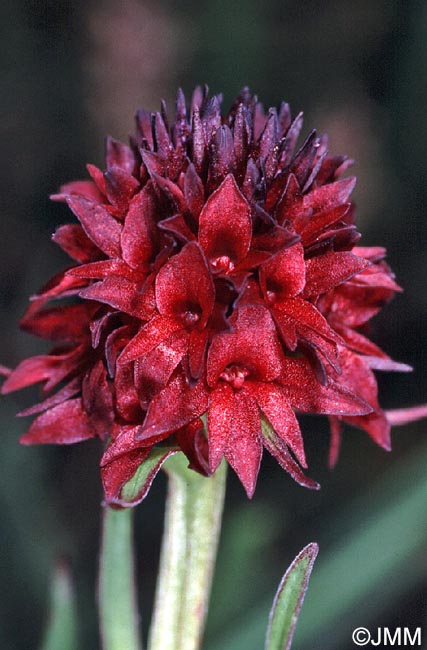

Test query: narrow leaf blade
[265,542,318,650]
[40,560,78,650]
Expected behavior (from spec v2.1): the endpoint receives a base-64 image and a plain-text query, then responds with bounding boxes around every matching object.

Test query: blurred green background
[0,1,426,648]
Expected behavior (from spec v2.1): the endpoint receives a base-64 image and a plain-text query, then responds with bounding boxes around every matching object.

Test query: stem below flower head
[99,506,142,650]
[148,455,227,650]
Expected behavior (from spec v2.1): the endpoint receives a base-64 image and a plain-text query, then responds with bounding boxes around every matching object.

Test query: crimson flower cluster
[2,87,409,504]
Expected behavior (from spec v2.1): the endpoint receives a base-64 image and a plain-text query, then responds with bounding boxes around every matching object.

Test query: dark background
[0,1,426,648]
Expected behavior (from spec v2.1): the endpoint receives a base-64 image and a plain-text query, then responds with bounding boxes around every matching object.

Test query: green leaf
[265,543,318,650]
[40,560,78,650]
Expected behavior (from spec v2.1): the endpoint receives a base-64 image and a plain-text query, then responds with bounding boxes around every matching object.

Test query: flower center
[211,255,235,274]
[220,364,249,389]
[180,310,201,328]
[266,290,277,305]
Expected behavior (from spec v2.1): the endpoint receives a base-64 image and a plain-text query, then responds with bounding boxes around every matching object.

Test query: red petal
[337,326,389,358]
[348,266,401,292]
[198,174,252,266]
[289,130,319,187]
[106,136,136,174]
[316,155,353,185]
[32,271,87,302]
[274,298,341,344]
[20,398,96,445]
[207,383,234,472]
[258,108,278,167]
[101,426,145,466]
[303,251,370,297]
[233,104,250,173]
[346,411,391,450]
[66,196,122,258]
[137,373,208,442]
[87,164,107,194]
[101,427,175,507]
[261,424,320,490]
[260,243,306,300]
[67,259,138,282]
[155,242,214,327]
[188,329,209,379]
[303,177,356,212]
[141,150,166,176]
[236,250,273,272]
[114,363,143,422]
[334,348,390,449]
[385,404,427,426]
[299,204,350,243]
[207,306,284,386]
[274,173,302,222]
[158,213,196,243]
[353,246,387,262]
[51,180,105,203]
[249,381,306,466]
[104,167,139,213]
[320,283,390,328]
[278,356,373,416]
[362,356,412,372]
[191,105,207,173]
[1,348,83,394]
[207,125,236,189]
[280,112,304,165]
[134,331,188,407]
[184,163,205,219]
[153,111,172,156]
[152,173,187,213]
[105,324,133,376]
[119,316,183,364]
[17,378,81,417]
[225,389,262,498]
[136,109,154,148]
[102,448,175,507]
[82,361,114,439]
[176,419,210,476]
[79,277,152,319]
[121,184,158,269]
[273,298,341,368]
[20,303,95,342]
[52,224,101,263]
[254,226,300,255]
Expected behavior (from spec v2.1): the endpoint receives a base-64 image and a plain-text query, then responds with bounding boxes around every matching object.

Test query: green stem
[148,455,227,650]
[99,506,142,650]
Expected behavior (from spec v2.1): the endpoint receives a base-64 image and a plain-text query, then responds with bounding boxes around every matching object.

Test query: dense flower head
[1,86,414,504]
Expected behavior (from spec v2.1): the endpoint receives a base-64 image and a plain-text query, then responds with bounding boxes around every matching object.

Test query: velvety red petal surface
[137,373,208,442]
[66,196,122,258]
[260,243,306,300]
[224,389,262,498]
[20,399,96,445]
[198,174,252,267]
[155,242,214,326]
[249,381,306,466]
